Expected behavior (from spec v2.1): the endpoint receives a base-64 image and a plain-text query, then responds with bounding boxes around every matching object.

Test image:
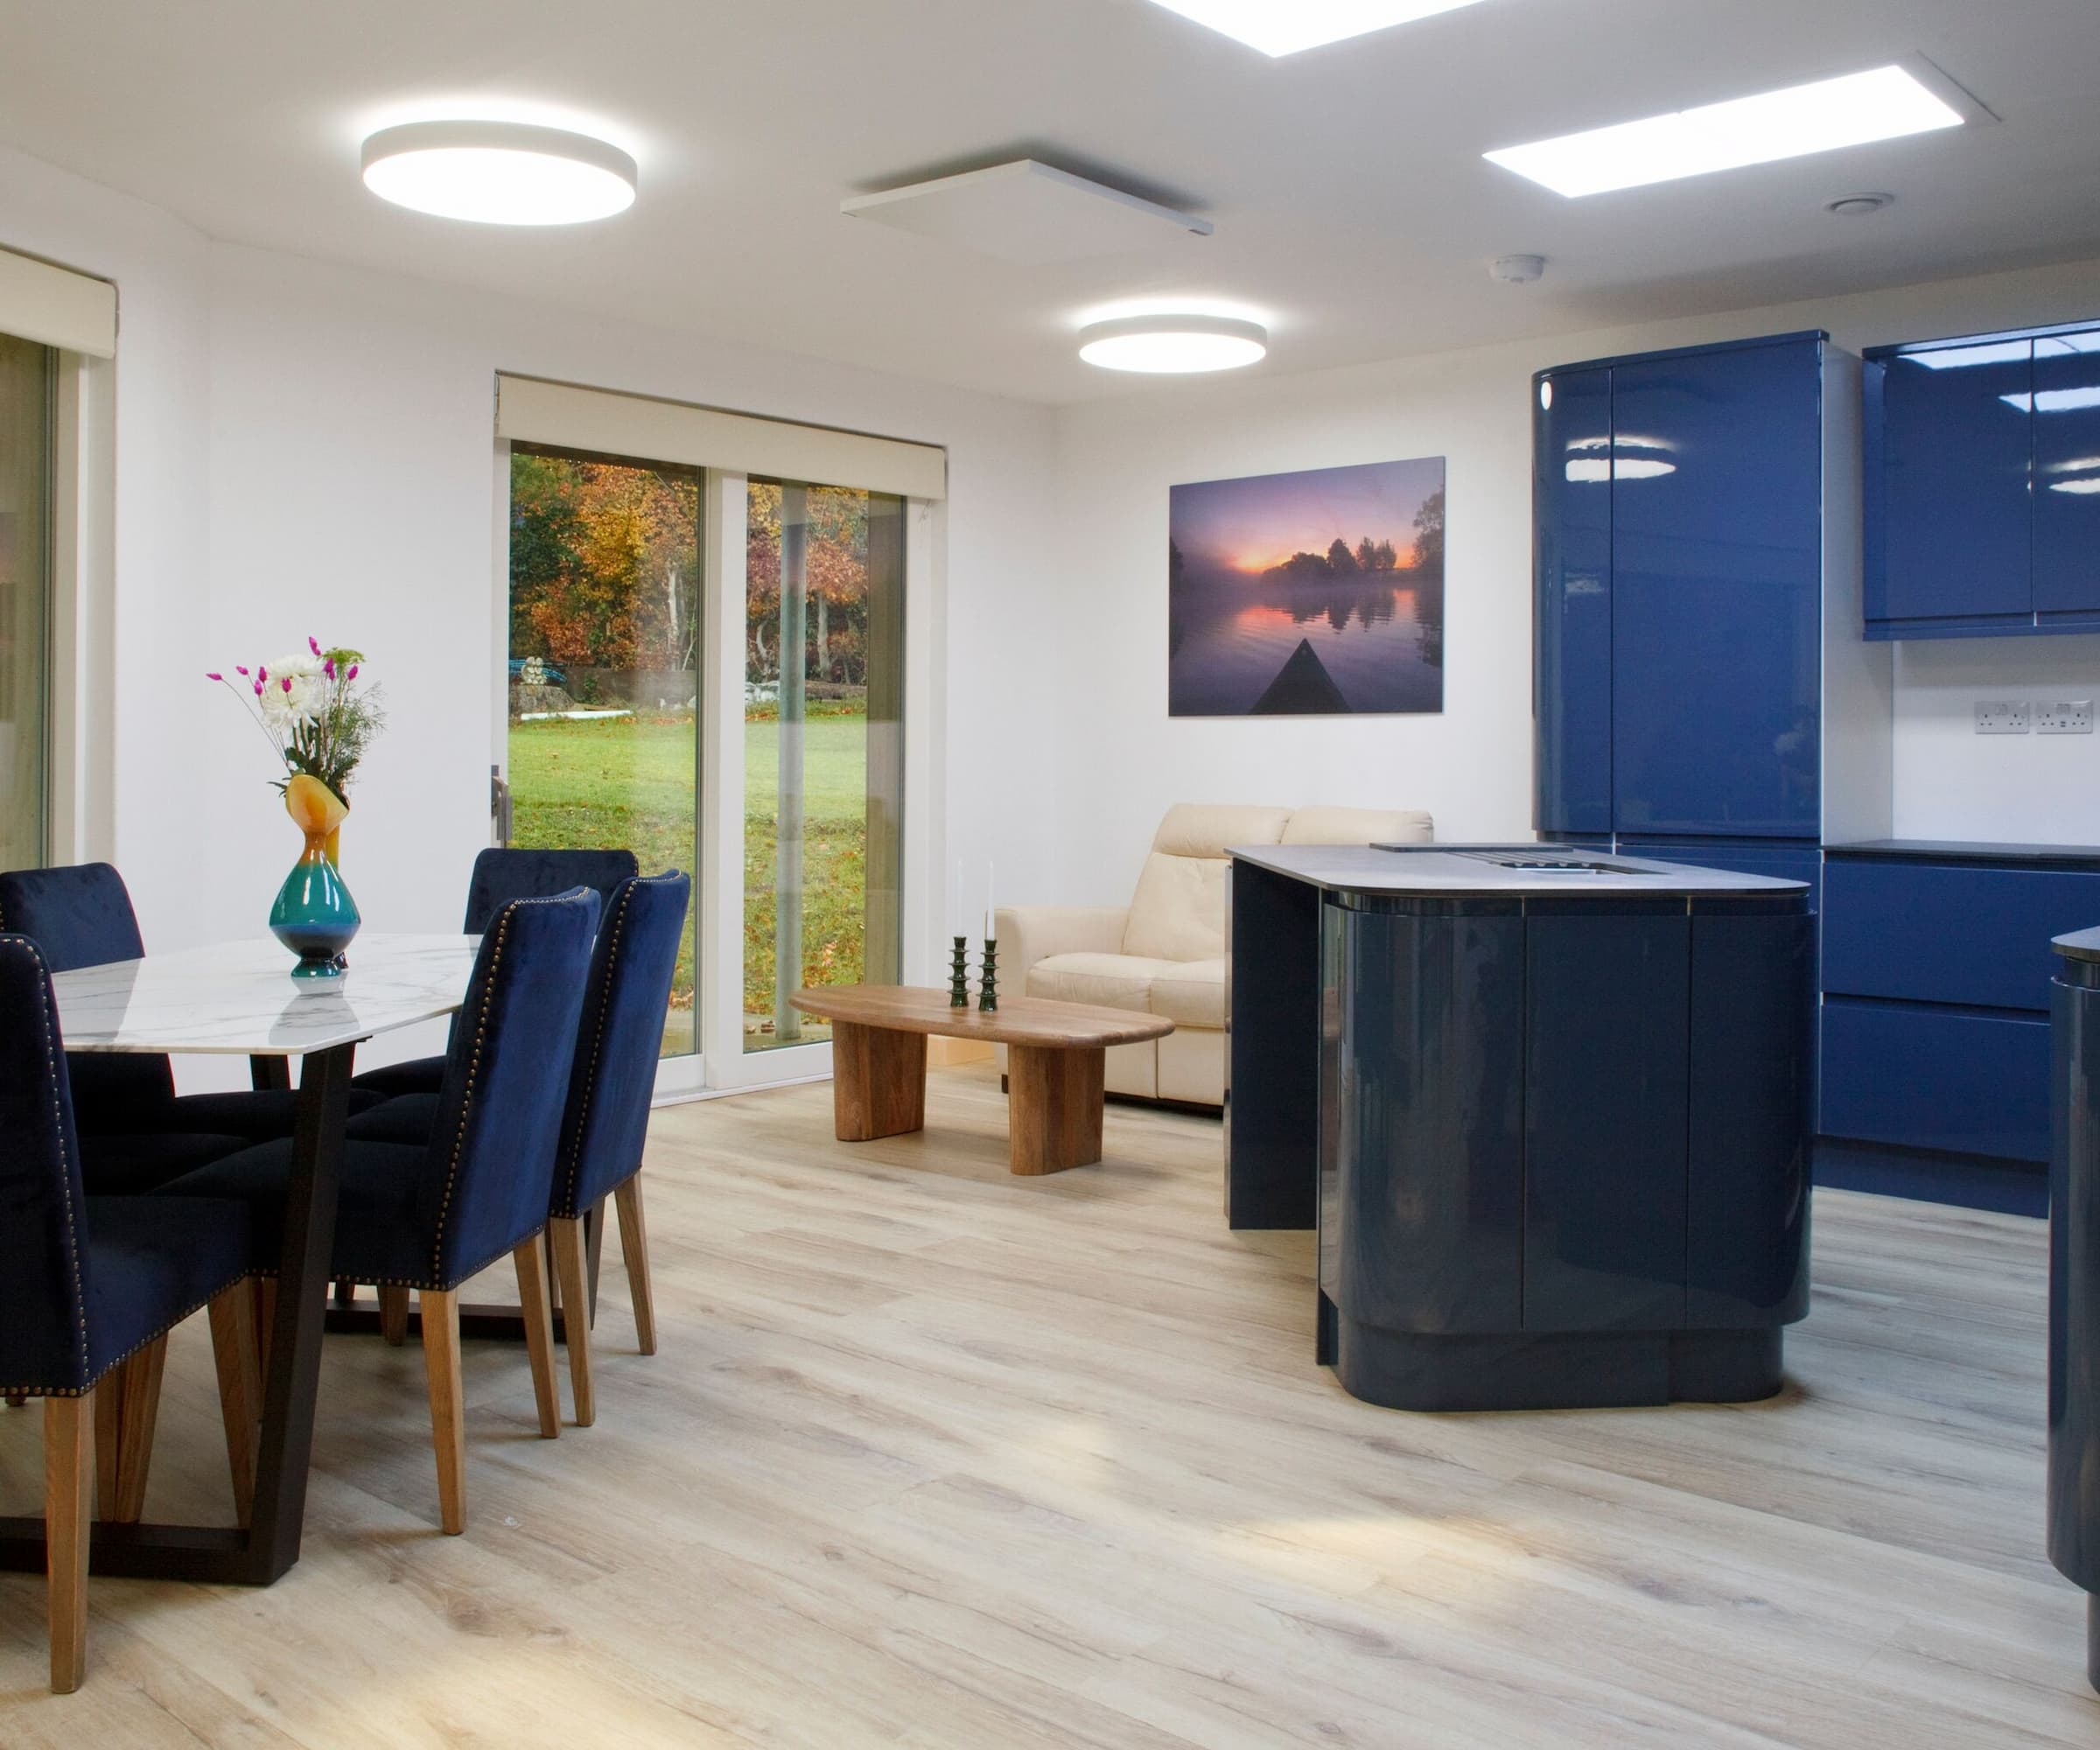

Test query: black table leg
[0,1044,353,1584]
[242,1042,353,1583]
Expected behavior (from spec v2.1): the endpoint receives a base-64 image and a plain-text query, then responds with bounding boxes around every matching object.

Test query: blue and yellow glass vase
[270,774,360,978]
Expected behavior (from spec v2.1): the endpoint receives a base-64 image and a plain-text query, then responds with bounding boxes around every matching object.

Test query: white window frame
[491,380,943,1101]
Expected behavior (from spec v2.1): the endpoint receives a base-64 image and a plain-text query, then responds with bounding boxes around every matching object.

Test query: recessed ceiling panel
[841,159,1211,264]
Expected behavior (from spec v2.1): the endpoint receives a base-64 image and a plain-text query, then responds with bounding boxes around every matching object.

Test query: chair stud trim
[6,940,92,1392]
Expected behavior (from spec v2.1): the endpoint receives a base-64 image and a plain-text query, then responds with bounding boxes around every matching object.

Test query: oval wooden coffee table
[788,985,1173,1175]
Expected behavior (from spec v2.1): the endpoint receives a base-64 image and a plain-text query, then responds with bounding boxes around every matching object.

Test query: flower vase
[270,774,360,978]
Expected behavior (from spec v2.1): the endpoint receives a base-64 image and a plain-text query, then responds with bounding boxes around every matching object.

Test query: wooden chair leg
[512,1234,562,1439]
[93,1374,121,1522]
[378,1285,410,1347]
[419,1288,466,1535]
[613,1175,656,1355]
[548,1217,595,1427]
[207,1282,262,1528]
[45,1392,93,1692]
[109,1334,168,1525]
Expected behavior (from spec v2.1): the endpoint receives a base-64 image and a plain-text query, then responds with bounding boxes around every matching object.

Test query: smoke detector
[1490,253,1546,284]
[1824,192,1895,217]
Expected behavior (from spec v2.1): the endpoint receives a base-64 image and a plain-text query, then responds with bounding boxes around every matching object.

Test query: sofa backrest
[1123,804,1289,962]
[1122,802,1437,963]
[1281,806,1435,845]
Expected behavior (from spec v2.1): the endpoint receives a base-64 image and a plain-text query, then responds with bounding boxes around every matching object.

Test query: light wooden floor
[0,1064,2092,1747]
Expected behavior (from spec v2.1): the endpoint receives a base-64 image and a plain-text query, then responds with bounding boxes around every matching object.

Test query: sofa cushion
[1151,803,1291,859]
[1123,852,1228,962]
[1029,951,1184,1014]
[1281,806,1434,846]
[1149,959,1224,1029]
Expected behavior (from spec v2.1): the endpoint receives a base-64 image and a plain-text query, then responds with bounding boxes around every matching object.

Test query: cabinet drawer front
[1820,999,2048,1161]
[1823,858,2100,1011]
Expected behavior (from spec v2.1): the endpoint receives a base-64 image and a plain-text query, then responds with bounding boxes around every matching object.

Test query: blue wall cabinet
[1863,318,2100,638]
[1534,366,1614,836]
[2035,332,2100,620]
[1865,339,2034,632]
[1534,332,1826,843]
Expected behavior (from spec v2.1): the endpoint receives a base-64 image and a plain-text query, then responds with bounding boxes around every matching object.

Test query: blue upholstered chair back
[417,886,601,1286]
[462,848,639,934]
[0,864,175,1121]
[0,935,95,1395]
[551,872,690,1219]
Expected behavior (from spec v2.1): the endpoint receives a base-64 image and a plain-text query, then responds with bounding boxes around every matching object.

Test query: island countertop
[1228,843,1810,898]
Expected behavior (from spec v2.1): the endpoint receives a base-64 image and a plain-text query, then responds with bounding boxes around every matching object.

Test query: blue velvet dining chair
[0,934,262,1692]
[157,887,602,1535]
[545,870,688,1424]
[350,845,640,1099]
[0,863,382,1175]
[340,871,688,1424]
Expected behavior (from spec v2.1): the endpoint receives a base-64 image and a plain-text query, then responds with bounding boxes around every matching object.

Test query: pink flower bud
[324,658,336,680]
[346,664,359,681]
[309,636,321,655]
[235,665,249,676]
[282,676,293,693]
[256,666,267,684]
[206,672,222,682]
[254,681,264,696]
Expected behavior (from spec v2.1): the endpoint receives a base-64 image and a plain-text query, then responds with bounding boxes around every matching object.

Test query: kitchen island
[1227,844,1814,1411]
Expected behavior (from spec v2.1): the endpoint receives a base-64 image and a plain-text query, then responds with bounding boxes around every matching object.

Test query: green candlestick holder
[949,935,970,1007]
[978,938,998,1012]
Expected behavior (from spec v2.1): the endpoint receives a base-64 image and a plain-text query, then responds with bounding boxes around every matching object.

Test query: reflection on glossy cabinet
[2035,332,2100,620]
[1534,366,1613,836]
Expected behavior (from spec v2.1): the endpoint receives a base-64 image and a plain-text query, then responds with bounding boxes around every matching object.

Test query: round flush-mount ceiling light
[360,121,637,225]
[1824,192,1895,218]
[1078,314,1268,374]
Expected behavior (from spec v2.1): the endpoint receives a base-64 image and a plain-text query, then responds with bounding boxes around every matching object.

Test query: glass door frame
[494,451,938,1102]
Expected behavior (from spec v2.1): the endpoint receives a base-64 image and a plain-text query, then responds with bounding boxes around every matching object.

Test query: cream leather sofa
[995,803,1434,1108]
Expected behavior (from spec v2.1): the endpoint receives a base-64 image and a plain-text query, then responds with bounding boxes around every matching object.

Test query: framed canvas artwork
[1168,457,1445,717]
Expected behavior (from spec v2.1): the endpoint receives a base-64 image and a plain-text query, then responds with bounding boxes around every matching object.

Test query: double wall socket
[1973,699,2096,735]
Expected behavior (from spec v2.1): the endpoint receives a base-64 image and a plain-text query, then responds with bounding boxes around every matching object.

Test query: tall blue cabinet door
[1524,904,1690,1330]
[1534,366,1614,835]
[1866,340,2034,628]
[1610,339,1823,837]
[2035,333,2100,619]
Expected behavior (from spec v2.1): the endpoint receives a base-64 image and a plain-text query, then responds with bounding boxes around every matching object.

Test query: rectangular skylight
[1485,62,1972,198]
[1145,0,1488,57]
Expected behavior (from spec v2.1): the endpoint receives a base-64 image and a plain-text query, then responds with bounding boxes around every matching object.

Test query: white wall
[1044,255,2100,906]
[0,144,1063,1084]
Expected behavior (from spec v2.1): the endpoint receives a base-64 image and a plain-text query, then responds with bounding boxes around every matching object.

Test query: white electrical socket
[2037,700,2095,735]
[1976,699,2031,735]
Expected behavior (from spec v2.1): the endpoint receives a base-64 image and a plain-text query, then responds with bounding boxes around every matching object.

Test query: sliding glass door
[0,334,52,872]
[505,444,702,1054]
[742,480,905,1050]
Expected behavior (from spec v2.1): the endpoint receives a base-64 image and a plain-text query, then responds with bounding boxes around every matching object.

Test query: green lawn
[505,708,871,1050]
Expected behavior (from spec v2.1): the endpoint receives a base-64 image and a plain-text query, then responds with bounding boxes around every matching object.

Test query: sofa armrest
[996,905,1130,986]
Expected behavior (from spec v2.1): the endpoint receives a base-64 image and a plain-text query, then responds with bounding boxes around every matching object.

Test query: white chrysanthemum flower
[259,652,328,731]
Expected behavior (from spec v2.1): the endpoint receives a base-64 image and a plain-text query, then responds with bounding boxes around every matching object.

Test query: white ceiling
[3,0,2098,404]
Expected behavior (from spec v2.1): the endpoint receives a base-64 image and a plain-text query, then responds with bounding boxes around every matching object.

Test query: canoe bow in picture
[1250,638,1351,714]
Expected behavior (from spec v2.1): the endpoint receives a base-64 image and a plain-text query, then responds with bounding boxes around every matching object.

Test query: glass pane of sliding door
[744,480,903,1051]
[505,444,701,1054]
[0,334,52,872]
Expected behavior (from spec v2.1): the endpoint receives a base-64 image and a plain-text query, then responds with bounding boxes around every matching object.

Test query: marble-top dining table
[0,932,479,1589]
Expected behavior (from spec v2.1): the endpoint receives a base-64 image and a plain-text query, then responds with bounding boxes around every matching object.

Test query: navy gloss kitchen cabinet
[1534,366,1614,836]
[1864,336,2034,632]
[2035,331,2100,620]
[1533,332,1828,844]
[1863,318,2100,638]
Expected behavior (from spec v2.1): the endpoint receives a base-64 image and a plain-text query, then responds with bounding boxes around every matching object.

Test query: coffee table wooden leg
[830,1020,927,1141]
[1007,1044,1105,1174]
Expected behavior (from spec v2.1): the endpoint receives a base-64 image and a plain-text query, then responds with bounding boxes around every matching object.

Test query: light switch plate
[1976,699,2031,734]
[2037,699,2095,735]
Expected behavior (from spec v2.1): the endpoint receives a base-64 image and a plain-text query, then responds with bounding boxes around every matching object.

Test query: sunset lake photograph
[1167,455,1446,717]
